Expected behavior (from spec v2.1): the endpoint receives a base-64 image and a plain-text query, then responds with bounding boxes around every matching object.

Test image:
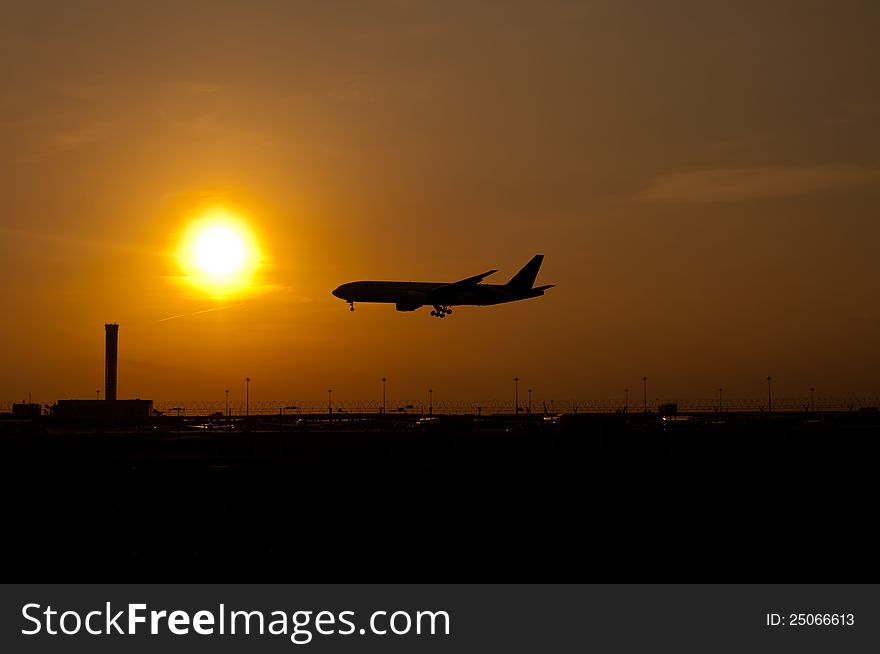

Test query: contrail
[158,304,240,322]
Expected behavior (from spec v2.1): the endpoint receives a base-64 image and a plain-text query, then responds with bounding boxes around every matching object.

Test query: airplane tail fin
[505,254,544,291]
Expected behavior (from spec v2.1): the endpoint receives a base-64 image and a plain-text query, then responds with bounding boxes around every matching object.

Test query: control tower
[105,323,119,401]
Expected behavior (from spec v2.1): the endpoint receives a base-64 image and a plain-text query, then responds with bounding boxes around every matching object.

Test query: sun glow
[177,208,263,296]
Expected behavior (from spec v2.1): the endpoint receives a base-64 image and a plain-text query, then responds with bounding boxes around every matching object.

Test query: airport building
[52,399,153,419]
[11,403,42,419]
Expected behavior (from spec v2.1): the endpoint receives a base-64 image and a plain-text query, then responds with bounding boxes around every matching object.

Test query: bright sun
[177,208,262,296]
[194,226,246,275]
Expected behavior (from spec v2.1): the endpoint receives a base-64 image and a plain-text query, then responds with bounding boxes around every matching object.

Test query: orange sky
[2,1,879,407]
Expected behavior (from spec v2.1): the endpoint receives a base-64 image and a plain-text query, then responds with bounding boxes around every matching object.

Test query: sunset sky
[2,1,879,408]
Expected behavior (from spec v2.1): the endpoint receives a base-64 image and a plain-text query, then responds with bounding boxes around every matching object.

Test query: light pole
[429,389,433,416]
[514,377,520,415]
[811,387,815,413]
[328,389,332,416]
[719,387,723,413]
[246,377,251,418]
[528,388,532,415]
[96,389,100,401]
[381,377,386,414]
[643,376,648,413]
[225,389,229,417]
[767,376,772,413]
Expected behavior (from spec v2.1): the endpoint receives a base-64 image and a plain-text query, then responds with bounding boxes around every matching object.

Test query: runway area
[3,412,878,582]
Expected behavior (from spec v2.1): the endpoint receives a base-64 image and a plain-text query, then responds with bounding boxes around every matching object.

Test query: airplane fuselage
[332,281,525,307]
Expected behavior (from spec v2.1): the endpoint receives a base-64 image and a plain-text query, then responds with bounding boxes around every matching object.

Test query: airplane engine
[405,290,426,303]
[395,291,426,311]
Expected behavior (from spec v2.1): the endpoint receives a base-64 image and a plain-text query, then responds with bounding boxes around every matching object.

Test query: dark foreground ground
[2,412,878,582]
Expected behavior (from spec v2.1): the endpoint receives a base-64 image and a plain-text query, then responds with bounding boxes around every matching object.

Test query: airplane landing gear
[348,301,355,312]
[431,305,452,318]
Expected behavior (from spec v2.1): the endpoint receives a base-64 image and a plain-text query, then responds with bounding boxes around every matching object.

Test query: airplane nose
[332,286,343,299]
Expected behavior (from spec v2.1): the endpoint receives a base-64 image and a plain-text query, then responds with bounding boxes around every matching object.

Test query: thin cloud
[640,165,880,203]
[0,226,162,257]
[16,123,111,162]
[44,124,107,151]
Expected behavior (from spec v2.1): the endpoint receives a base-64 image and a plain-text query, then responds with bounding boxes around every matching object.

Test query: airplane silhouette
[332,254,553,318]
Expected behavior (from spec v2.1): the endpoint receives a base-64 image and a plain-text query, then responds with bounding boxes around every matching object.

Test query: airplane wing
[437,269,497,290]
[447,269,498,287]
[427,269,497,299]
